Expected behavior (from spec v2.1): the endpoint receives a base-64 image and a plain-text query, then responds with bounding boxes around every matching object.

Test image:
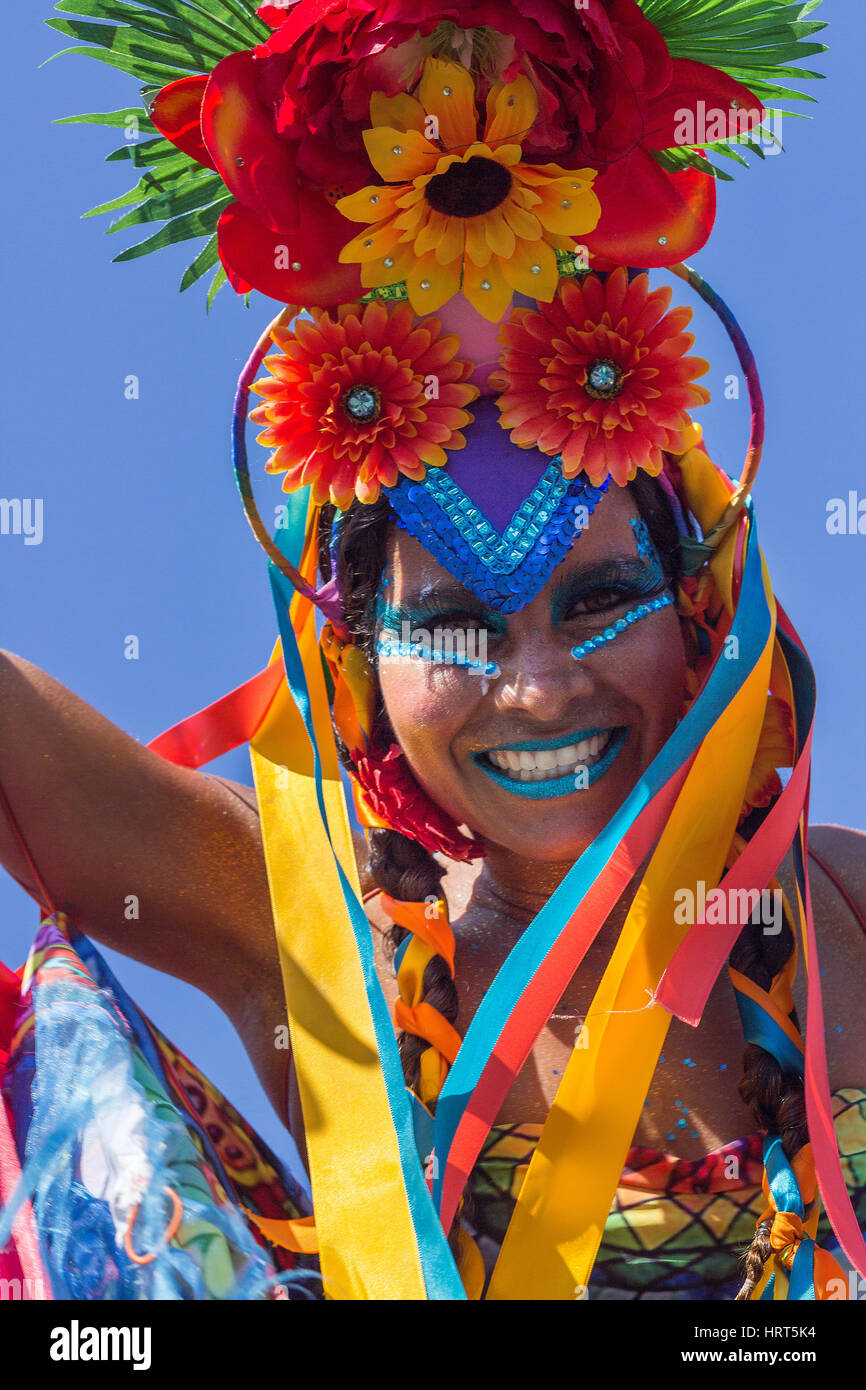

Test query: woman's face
[376,486,688,864]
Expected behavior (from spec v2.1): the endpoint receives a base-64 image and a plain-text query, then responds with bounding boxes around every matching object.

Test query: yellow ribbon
[250,506,430,1300]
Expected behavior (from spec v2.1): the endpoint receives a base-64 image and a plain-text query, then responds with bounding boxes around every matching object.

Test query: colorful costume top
[3,0,866,1302]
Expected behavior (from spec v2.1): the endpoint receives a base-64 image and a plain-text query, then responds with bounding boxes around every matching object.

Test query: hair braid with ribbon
[727,896,812,1298]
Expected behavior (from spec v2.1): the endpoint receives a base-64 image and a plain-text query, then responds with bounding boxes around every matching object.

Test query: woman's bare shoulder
[792,823,866,1087]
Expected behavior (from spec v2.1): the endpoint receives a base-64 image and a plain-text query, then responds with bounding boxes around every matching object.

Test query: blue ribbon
[733,991,805,1078]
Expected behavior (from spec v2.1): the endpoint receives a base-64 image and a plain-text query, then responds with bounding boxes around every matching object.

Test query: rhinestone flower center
[425,155,512,219]
[341,384,382,424]
[584,357,625,401]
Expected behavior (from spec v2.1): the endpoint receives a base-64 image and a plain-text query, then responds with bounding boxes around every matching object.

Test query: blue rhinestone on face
[342,384,381,423]
[585,358,624,401]
[571,591,675,660]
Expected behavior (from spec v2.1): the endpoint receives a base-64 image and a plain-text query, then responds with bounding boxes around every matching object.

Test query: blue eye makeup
[374,516,675,676]
[375,592,503,677]
[568,517,675,661]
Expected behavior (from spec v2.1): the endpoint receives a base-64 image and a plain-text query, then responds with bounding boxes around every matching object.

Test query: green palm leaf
[180,233,220,292]
[638,0,826,105]
[206,264,229,311]
[49,0,268,302]
[637,0,825,180]
[55,107,157,132]
[111,195,232,261]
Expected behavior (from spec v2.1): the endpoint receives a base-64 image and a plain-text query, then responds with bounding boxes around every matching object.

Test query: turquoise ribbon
[733,991,805,1077]
[763,1133,815,1300]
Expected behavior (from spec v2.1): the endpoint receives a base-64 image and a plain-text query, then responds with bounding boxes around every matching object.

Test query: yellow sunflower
[336,57,601,322]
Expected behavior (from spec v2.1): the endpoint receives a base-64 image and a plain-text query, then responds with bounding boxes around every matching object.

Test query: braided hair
[729,896,807,1298]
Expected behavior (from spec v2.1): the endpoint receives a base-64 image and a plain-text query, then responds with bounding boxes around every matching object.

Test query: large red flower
[149,0,763,304]
[493,267,711,487]
[249,299,478,507]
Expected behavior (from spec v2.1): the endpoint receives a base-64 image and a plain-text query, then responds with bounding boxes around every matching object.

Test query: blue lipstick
[473,727,629,800]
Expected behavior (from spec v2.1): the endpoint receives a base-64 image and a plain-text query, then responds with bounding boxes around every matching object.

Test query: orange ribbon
[394,999,461,1065]
[243,1210,319,1256]
[320,622,376,756]
[380,893,456,976]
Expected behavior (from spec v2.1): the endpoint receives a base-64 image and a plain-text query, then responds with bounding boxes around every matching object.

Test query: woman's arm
[0,649,290,1108]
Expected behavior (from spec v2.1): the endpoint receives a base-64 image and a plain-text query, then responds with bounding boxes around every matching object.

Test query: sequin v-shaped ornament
[384,400,608,613]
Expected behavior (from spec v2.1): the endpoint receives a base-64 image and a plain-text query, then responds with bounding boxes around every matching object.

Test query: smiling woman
[354,479,686,847]
[2,0,864,1313]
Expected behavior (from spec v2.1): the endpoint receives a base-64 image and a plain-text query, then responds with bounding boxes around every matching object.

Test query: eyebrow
[553,556,658,596]
[389,582,492,612]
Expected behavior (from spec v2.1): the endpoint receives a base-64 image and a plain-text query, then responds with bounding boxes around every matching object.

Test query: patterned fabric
[467,1092,866,1300]
[2,914,315,1300]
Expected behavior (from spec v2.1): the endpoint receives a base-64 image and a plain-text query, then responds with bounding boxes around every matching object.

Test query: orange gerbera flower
[493,267,711,487]
[249,299,478,509]
[336,57,600,322]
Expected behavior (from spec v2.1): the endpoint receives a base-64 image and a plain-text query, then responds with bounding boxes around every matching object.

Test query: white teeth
[487,731,615,781]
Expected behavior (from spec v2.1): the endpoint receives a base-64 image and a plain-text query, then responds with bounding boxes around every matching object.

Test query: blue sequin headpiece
[384,400,608,614]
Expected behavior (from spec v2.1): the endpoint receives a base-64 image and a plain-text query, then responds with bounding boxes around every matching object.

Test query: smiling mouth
[484,730,615,782]
[473,725,629,797]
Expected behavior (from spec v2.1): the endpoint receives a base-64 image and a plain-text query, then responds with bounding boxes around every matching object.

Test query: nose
[491,627,595,725]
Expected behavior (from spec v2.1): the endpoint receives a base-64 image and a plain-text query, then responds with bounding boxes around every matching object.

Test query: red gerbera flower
[493,267,711,487]
[250,299,478,508]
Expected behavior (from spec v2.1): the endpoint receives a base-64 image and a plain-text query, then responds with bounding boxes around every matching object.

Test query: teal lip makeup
[473,726,629,800]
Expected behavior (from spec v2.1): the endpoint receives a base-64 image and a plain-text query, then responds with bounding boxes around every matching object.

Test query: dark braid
[367,828,457,1094]
[318,496,461,1103]
[729,900,807,1299]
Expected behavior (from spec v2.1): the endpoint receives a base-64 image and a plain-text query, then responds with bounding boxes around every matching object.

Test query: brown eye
[567,587,630,617]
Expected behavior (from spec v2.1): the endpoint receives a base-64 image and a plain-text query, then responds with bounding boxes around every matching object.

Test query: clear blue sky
[1,5,863,1171]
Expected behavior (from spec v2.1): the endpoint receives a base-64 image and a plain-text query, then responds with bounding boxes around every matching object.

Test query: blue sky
[1,5,863,1171]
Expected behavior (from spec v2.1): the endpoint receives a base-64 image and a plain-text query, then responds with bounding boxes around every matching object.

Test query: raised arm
[0,648,291,1117]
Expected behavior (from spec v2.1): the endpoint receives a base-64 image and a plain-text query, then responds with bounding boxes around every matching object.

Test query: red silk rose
[150,0,763,303]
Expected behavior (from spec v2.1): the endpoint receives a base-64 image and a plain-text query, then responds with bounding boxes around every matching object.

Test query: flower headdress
[53,0,866,1311]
